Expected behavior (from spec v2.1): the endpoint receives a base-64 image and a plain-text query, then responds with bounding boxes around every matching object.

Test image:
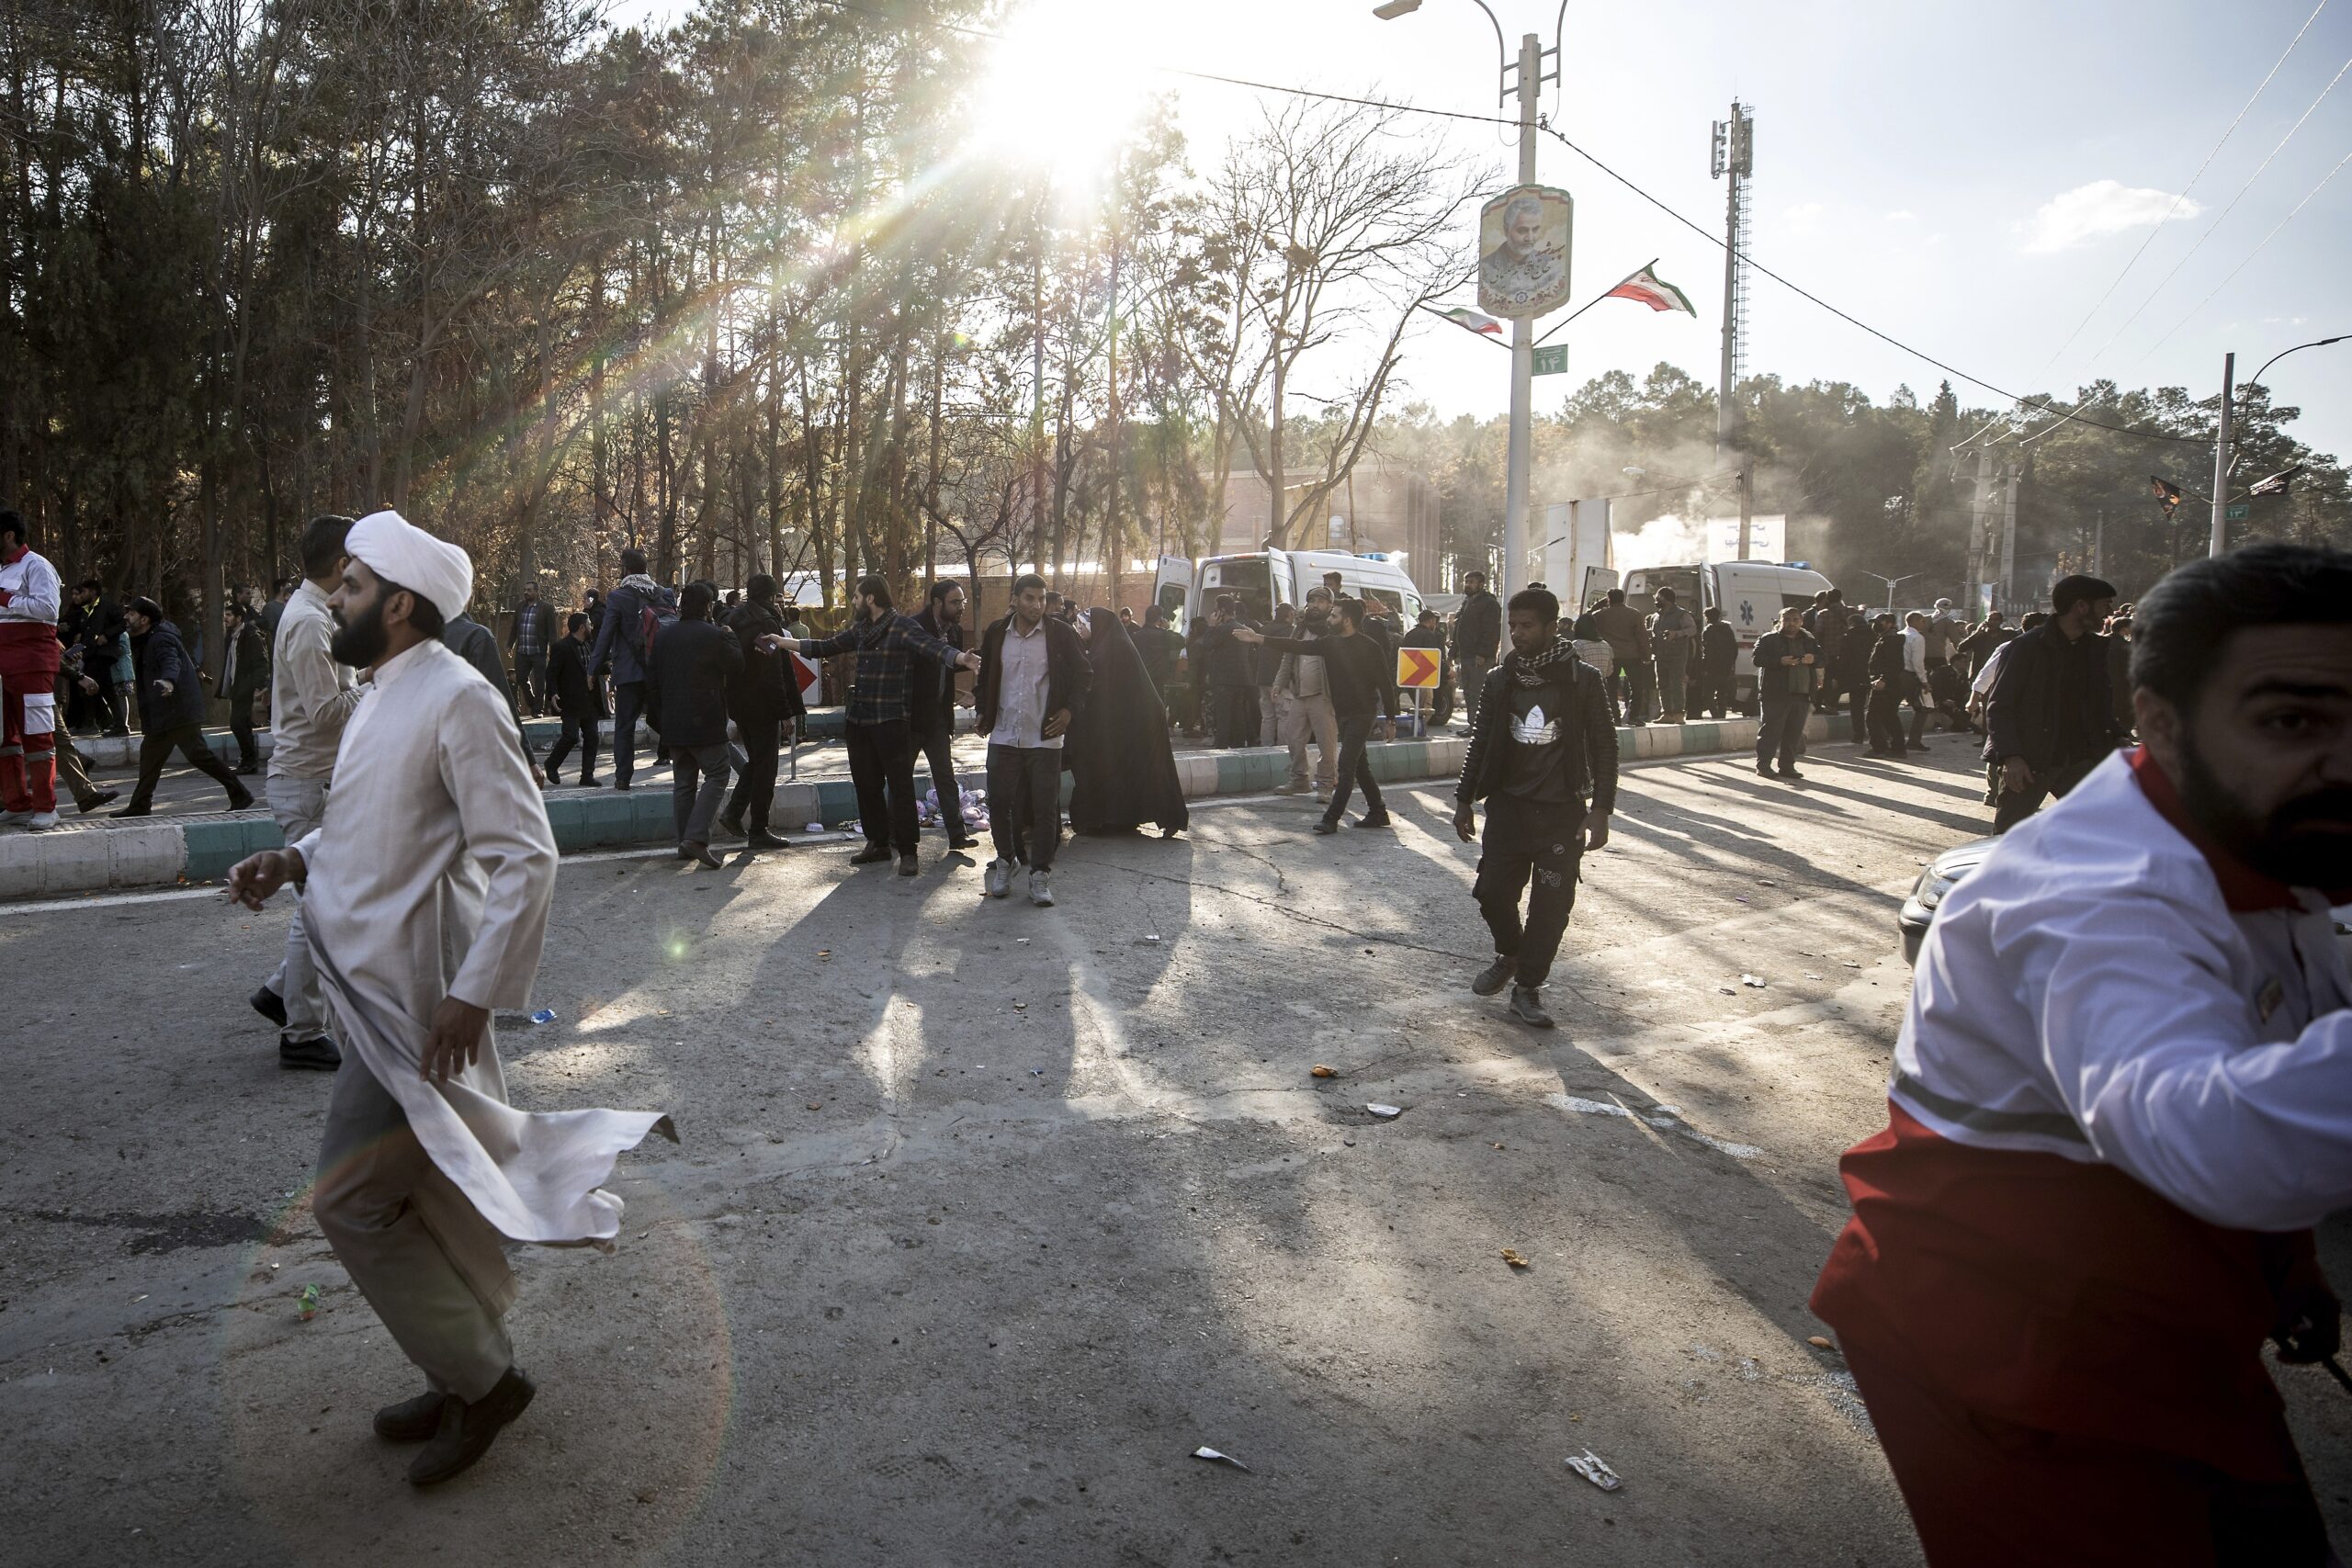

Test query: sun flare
[974,0,1153,184]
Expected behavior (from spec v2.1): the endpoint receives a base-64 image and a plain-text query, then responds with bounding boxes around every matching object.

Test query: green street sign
[1532,344,1570,377]
[2225,502,2250,522]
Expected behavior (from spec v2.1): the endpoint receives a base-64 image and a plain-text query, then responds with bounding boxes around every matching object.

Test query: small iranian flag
[1603,261,1698,315]
[1433,305,1505,337]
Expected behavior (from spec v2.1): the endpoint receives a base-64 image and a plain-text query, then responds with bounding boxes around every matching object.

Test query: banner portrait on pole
[1477,185,1573,320]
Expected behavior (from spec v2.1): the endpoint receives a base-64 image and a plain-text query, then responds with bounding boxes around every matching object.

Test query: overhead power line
[2137,147,2352,365]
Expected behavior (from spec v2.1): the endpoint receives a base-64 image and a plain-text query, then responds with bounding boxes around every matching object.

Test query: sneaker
[898,853,920,877]
[0,809,31,828]
[1314,790,1332,805]
[1271,782,1310,795]
[1509,986,1556,1030]
[1471,955,1516,997]
[984,859,1013,898]
[1029,869,1055,907]
[23,811,60,831]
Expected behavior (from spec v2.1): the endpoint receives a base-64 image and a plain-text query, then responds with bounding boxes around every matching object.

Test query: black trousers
[1213,684,1258,749]
[1993,753,2100,833]
[987,742,1063,872]
[514,651,547,716]
[1691,661,1735,718]
[726,715,780,831]
[1475,792,1586,987]
[228,689,261,769]
[1323,714,1386,826]
[915,718,969,839]
[846,717,920,854]
[544,713,601,783]
[1828,679,1866,744]
[1866,681,1908,752]
[1758,693,1810,769]
[129,722,245,808]
[611,681,647,787]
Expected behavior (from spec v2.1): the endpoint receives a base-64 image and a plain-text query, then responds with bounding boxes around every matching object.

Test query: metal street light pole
[2213,333,2348,557]
[1376,0,1565,598]
[1850,570,1924,615]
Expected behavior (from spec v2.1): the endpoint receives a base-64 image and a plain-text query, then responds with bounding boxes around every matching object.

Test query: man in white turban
[227,510,673,1487]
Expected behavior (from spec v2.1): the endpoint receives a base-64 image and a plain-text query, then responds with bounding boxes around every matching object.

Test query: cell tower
[1712,102,1756,552]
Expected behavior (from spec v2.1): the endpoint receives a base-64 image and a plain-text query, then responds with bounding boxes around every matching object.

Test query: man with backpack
[584,547,674,791]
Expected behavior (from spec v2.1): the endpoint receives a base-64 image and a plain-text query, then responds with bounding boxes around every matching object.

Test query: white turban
[347,508,472,622]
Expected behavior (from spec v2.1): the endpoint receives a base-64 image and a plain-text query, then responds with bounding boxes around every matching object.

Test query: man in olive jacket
[1453,586,1617,1031]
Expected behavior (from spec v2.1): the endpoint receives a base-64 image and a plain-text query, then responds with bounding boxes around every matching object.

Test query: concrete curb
[6,712,1839,898]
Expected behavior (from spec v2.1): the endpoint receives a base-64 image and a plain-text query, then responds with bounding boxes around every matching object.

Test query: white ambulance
[1149,548,1429,631]
[1615,560,1837,710]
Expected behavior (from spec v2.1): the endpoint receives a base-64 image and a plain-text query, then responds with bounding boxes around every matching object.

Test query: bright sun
[974,0,1152,185]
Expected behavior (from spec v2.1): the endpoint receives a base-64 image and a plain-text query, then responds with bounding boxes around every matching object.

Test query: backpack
[623,585,679,664]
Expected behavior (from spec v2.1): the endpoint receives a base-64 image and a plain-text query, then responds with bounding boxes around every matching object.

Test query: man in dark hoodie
[1451,571,1501,733]
[718,572,806,853]
[908,581,979,852]
[583,546,664,790]
[116,596,254,816]
[1452,587,1617,1030]
[646,581,742,868]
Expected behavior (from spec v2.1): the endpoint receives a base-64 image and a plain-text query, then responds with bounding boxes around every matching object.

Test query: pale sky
[616,0,2352,466]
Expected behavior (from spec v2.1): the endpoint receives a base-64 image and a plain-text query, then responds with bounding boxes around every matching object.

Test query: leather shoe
[250,986,288,1030]
[685,840,723,871]
[1472,955,1516,997]
[1509,986,1556,1030]
[746,829,791,852]
[375,1388,446,1442]
[407,1367,535,1486]
[227,786,255,811]
[1312,820,1340,836]
[717,809,746,839]
[898,853,920,876]
[1353,813,1393,829]
[80,788,119,813]
[849,844,894,865]
[279,1036,342,1071]
[948,833,981,852]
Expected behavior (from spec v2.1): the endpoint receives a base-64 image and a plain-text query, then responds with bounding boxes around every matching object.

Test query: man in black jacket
[974,573,1090,906]
[1233,596,1396,835]
[1451,571,1501,733]
[64,579,129,735]
[908,581,979,852]
[1694,606,1739,718]
[1195,596,1260,748]
[222,598,270,773]
[1451,586,1617,1030]
[646,581,742,867]
[117,597,254,816]
[1984,573,2119,832]
[543,612,605,787]
[1132,605,1183,708]
[718,573,806,852]
[1750,606,1822,781]
[1862,612,1911,757]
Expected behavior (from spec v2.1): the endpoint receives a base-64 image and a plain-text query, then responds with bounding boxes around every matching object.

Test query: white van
[1615,560,1837,709]
[1151,548,1428,632]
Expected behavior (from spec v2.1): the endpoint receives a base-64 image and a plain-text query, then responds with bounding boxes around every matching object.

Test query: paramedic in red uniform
[0,509,62,830]
[1813,541,2352,1566]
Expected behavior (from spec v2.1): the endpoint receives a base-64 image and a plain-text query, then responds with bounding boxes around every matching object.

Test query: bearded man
[1812,542,2352,1566]
[227,509,672,1487]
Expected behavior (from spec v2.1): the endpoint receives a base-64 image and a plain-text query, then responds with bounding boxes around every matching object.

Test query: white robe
[296,639,670,1264]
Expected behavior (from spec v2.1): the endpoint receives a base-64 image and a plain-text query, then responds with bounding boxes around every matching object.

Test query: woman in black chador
[1068,606,1189,838]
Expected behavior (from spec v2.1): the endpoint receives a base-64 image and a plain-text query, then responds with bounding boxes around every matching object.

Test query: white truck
[1616,560,1838,710]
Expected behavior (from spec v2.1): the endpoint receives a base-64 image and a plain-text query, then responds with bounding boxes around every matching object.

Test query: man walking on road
[0,510,62,829]
[1812,542,2352,1567]
[1273,589,1339,802]
[1863,612,1912,759]
[1647,585,1697,724]
[221,599,269,774]
[1233,597,1395,836]
[1453,586,1616,1032]
[775,574,979,876]
[225,507,670,1489]
[506,584,554,717]
[908,581,979,853]
[1983,573,2120,832]
[583,547,663,791]
[116,596,254,818]
[1750,605,1820,781]
[1693,606,1737,718]
[645,581,741,869]
[974,573,1088,907]
[718,573,804,853]
[1451,570,1500,733]
[253,514,362,1070]
[541,613,603,787]
[1588,588,1652,724]
[64,578,129,736]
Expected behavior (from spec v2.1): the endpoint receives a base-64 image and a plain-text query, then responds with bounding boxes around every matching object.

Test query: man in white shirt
[1900,610,1937,748]
[0,510,62,829]
[973,573,1087,907]
[1813,543,2352,1565]
[227,510,670,1488]
[251,514,364,1071]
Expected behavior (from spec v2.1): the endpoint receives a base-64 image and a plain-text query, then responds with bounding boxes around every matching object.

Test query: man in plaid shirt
[506,584,556,716]
[773,574,979,875]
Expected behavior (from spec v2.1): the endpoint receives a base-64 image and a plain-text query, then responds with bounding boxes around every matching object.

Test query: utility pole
[1712,101,1754,558]
[1998,462,2019,610]
[1499,30,1542,597]
[2209,350,2233,558]
[2092,508,2104,577]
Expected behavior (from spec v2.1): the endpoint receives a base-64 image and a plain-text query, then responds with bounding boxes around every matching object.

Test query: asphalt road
[5,736,2346,1566]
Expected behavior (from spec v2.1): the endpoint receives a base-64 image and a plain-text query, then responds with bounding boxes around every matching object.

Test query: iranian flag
[1433,305,1505,337]
[1604,261,1698,315]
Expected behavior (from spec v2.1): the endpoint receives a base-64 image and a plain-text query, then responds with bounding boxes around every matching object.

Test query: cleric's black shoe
[948,833,981,852]
[250,986,288,1030]
[850,843,895,865]
[278,1036,342,1072]
[1509,986,1556,1030]
[407,1367,536,1487]
[746,829,792,852]
[1471,956,1516,997]
[374,1388,446,1443]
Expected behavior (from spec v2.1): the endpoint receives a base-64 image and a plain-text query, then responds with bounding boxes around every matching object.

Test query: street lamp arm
[1375,0,1508,105]
[2245,333,2351,394]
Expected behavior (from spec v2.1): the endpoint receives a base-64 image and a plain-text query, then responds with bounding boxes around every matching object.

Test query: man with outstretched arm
[1811,543,2352,1566]
[1451,587,1616,1031]
[224,509,672,1489]
[1231,597,1395,836]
